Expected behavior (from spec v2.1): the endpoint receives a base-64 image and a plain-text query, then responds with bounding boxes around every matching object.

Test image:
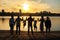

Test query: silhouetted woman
[39,16,44,32]
[9,16,14,35]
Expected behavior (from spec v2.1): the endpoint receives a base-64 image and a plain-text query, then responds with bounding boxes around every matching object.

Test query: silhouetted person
[27,15,34,35]
[21,17,26,28]
[23,17,27,28]
[9,16,14,35]
[15,16,21,35]
[45,17,51,33]
[34,20,37,31]
[39,15,44,32]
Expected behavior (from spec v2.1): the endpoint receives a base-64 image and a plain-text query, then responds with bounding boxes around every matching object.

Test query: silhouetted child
[9,16,14,35]
[23,17,27,28]
[22,17,27,28]
[34,20,37,31]
[23,20,26,28]
[45,17,51,33]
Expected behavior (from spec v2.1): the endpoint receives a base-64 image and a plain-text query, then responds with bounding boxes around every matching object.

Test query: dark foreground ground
[0,30,60,40]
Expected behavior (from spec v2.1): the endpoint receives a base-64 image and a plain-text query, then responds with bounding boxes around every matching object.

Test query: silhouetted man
[15,16,21,35]
[34,20,37,31]
[45,17,51,33]
[39,15,44,32]
[27,15,34,35]
[9,16,14,35]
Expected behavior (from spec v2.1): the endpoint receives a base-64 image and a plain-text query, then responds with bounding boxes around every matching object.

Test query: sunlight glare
[22,3,29,10]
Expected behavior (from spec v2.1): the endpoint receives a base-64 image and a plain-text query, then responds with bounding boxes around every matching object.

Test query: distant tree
[43,11,48,14]
[2,9,5,14]
[2,9,4,12]
[1,9,5,22]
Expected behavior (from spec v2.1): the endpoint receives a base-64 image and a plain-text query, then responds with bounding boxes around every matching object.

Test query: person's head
[26,17,27,19]
[11,15,14,18]
[29,15,32,18]
[18,16,20,18]
[47,16,49,20]
[41,15,44,19]
[41,15,43,18]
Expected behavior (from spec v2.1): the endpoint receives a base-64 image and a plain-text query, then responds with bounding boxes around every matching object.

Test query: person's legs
[42,28,43,32]
[46,27,47,33]
[11,28,13,35]
[40,25,44,32]
[10,27,12,35]
[34,26,35,30]
[31,25,33,35]
[41,27,43,33]
[28,26,29,35]
[36,26,37,31]
[49,27,51,32]
[11,25,14,35]
[19,26,20,35]
[34,26,37,31]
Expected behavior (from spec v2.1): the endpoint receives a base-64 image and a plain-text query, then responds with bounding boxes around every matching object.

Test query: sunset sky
[0,0,60,13]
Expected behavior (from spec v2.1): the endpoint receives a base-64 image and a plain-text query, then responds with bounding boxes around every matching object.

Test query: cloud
[0,0,60,13]
[27,1,51,12]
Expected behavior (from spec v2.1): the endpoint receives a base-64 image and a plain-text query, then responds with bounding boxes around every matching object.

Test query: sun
[22,3,29,11]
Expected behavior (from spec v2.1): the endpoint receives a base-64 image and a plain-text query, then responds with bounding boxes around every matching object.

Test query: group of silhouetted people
[9,16,23,35]
[38,16,51,33]
[9,15,51,35]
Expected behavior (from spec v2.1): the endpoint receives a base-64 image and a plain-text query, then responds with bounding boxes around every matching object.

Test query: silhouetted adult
[27,15,34,35]
[15,16,21,35]
[34,20,37,31]
[39,15,44,32]
[9,16,14,35]
[45,17,51,33]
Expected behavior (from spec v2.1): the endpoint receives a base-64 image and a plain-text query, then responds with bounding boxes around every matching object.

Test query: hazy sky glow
[0,0,60,13]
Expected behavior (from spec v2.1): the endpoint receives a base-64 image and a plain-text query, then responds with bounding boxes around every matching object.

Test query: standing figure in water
[39,15,44,32]
[45,16,51,33]
[27,15,34,35]
[9,16,15,35]
[15,16,22,35]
